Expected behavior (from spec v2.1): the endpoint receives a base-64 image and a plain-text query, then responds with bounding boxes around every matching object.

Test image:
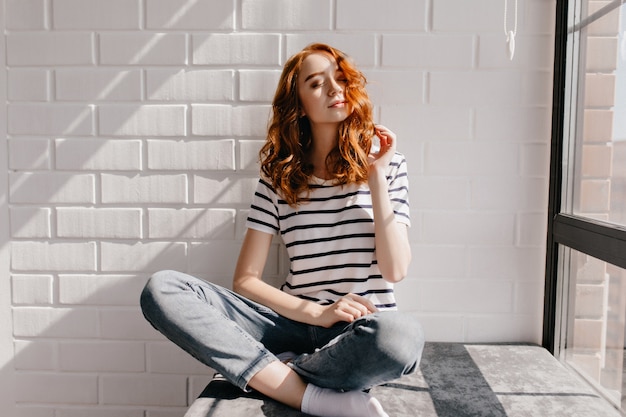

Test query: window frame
[543,0,626,353]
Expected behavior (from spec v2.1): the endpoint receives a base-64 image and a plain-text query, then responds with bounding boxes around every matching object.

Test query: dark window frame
[543,0,626,352]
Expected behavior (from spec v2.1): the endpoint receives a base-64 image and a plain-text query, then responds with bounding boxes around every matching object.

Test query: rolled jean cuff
[238,352,279,392]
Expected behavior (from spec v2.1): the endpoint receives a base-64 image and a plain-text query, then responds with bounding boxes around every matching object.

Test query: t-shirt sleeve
[388,153,411,227]
[245,178,280,235]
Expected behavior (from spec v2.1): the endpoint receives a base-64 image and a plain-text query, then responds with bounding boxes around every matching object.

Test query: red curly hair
[259,43,375,207]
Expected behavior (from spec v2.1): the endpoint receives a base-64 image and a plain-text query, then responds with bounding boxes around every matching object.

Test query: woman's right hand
[316,294,379,328]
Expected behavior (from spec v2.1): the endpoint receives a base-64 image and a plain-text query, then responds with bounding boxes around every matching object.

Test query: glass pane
[561,247,626,410]
[567,1,626,227]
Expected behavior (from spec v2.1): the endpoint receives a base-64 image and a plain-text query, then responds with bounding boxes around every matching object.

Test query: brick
[56,409,144,417]
[379,106,472,143]
[99,308,164,340]
[523,0,557,35]
[8,69,49,101]
[466,315,541,343]
[433,0,502,32]
[53,0,140,29]
[55,139,141,171]
[9,172,95,204]
[587,1,621,36]
[574,284,605,317]
[100,242,187,272]
[409,314,465,343]
[239,140,263,171]
[11,275,53,304]
[409,245,467,278]
[8,138,51,170]
[285,34,377,67]
[581,144,613,178]
[147,69,234,101]
[520,143,550,177]
[478,35,554,70]
[514,281,544,315]
[193,175,258,205]
[189,241,275,276]
[337,0,426,31]
[192,33,280,65]
[99,33,186,65]
[9,207,51,238]
[101,174,187,204]
[15,373,98,404]
[14,340,57,370]
[56,208,142,239]
[56,69,142,101]
[148,208,236,239]
[59,341,145,372]
[584,109,614,142]
[238,70,281,102]
[586,36,619,73]
[365,70,423,105]
[424,142,519,176]
[59,274,146,305]
[7,33,93,66]
[55,139,142,170]
[101,374,187,406]
[429,71,523,105]
[411,177,469,210]
[421,212,515,245]
[147,342,210,374]
[99,104,185,137]
[383,34,474,68]
[233,106,271,137]
[516,213,548,247]
[584,74,616,107]
[15,406,55,417]
[191,104,270,137]
[146,0,234,29]
[420,280,513,313]
[190,105,231,136]
[52,0,139,29]
[147,139,235,170]
[11,242,97,272]
[474,107,551,142]
[579,179,611,212]
[242,0,331,30]
[469,247,545,281]
[521,70,553,106]
[573,319,604,349]
[5,0,46,29]
[471,177,548,211]
[12,306,99,337]
[8,104,94,135]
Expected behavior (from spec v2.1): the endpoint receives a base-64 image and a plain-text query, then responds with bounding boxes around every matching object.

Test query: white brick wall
[0,0,556,413]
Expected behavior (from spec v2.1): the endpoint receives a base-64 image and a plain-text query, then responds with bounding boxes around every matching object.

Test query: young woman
[141,43,424,417]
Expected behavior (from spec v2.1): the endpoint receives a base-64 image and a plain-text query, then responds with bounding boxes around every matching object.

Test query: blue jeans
[140,270,425,392]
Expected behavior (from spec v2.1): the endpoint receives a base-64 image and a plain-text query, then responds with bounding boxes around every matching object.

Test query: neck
[309,122,340,179]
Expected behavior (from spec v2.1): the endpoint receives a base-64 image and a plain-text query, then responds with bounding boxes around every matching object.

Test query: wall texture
[1,0,555,414]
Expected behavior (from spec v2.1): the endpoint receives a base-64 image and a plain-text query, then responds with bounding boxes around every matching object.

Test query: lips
[329,100,347,108]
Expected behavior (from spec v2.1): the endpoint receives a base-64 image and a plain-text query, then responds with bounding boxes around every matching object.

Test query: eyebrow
[303,71,325,83]
[303,67,343,83]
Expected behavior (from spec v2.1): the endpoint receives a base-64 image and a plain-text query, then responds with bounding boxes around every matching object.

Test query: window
[545,0,626,411]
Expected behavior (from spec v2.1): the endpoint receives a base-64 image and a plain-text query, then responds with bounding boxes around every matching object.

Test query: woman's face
[297,52,351,127]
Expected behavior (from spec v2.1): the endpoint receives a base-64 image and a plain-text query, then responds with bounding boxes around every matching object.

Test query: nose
[327,78,342,96]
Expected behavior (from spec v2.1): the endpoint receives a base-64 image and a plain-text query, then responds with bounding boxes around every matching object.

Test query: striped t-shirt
[246,152,410,311]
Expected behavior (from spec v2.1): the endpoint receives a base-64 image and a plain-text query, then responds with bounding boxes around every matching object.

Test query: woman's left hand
[369,124,396,174]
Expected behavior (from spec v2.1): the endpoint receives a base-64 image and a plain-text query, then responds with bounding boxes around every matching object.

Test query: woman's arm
[368,125,412,283]
[233,228,378,327]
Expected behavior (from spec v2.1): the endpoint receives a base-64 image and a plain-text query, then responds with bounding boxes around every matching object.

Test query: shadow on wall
[4,4,271,410]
